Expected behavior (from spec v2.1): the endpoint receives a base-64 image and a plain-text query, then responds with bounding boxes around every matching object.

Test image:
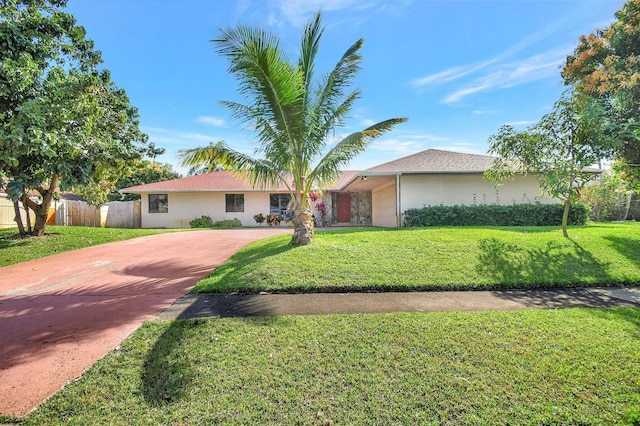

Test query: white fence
[0,195,35,229]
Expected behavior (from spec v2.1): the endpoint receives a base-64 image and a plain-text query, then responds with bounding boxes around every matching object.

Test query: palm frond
[214,26,304,153]
[308,117,408,191]
[299,11,323,107]
[178,141,289,191]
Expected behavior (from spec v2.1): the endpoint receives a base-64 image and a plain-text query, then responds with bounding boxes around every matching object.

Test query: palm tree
[180,12,407,245]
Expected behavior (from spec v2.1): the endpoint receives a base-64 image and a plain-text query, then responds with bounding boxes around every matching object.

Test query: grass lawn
[0,226,183,267]
[193,222,640,293]
[16,308,640,425]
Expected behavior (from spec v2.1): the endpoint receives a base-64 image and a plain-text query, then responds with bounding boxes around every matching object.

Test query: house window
[270,193,291,216]
[226,194,244,212]
[149,194,168,213]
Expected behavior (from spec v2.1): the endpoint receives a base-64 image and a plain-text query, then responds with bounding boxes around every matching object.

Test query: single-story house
[121,149,558,228]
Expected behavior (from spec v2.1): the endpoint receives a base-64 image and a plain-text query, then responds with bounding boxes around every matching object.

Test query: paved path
[158,287,640,320]
[0,229,290,417]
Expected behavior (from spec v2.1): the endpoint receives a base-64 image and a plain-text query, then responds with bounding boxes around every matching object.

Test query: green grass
[17,308,640,425]
[192,222,640,293]
[0,226,183,267]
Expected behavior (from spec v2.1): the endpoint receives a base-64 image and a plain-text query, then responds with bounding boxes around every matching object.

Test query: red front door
[336,193,351,223]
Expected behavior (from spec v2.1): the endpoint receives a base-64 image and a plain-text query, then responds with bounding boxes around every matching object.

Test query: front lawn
[19,308,640,425]
[0,226,183,267]
[193,222,640,293]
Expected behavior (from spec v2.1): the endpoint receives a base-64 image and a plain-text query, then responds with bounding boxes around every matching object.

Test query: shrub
[253,213,266,224]
[266,214,281,226]
[189,215,214,228]
[403,203,589,227]
[212,218,242,228]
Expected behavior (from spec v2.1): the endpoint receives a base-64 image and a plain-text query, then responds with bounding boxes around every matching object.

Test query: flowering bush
[315,202,328,226]
[266,214,281,226]
[309,192,319,202]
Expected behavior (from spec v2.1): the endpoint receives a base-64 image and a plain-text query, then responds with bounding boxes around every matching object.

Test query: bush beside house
[404,203,590,227]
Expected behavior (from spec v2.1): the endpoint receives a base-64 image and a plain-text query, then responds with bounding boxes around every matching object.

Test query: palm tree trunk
[290,207,314,245]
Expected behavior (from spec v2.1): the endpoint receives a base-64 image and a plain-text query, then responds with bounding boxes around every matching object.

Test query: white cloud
[472,109,500,115]
[505,120,535,127]
[196,116,225,127]
[143,127,216,146]
[410,66,469,90]
[442,46,568,104]
[370,138,424,154]
[269,0,391,27]
[411,14,572,102]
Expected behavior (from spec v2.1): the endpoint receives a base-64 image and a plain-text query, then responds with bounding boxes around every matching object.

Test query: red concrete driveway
[0,228,289,417]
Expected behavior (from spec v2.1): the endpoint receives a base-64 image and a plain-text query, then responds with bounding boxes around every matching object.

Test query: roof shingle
[365,149,497,173]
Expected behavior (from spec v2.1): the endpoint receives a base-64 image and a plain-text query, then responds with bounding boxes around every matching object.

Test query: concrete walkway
[157,287,640,320]
[0,228,290,417]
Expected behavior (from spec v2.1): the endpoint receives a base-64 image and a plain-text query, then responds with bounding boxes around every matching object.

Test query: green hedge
[189,216,242,228]
[403,203,589,227]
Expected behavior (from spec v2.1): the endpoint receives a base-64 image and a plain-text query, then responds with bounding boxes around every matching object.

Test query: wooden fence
[56,200,141,228]
[0,197,141,229]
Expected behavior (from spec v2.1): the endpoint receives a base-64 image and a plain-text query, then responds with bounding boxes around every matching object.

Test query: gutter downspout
[396,174,402,227]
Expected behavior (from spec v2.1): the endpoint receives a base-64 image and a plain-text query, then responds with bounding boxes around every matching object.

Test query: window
[149,194,168,213]
[270,193,291,215]
[225,194,244,212]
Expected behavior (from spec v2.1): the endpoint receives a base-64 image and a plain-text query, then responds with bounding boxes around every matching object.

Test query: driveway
[0,228,290,417]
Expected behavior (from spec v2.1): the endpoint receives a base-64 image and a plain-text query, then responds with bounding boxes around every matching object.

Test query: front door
[336,193,351,223]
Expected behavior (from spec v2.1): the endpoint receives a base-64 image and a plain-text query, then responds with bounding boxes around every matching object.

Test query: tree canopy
[107,160,181,202]
[562,0,640,184]
[180,11,406,244]
[485,91,615,237]
[0,0,149,235]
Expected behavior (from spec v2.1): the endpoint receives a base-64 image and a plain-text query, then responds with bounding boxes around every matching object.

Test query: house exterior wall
[399,173,556,212]
[139,191,272,228]
[372,182,397,227]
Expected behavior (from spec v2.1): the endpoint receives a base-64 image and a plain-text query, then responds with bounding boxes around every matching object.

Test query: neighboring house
[121,149,558,229]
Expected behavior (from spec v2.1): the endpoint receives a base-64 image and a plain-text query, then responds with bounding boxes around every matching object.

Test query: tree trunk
[13,200,26,236]
[21,195,32,234]
[290,207,314,245]
[30,174,59,237]
[32,201,50,237]
[561,199,570,238]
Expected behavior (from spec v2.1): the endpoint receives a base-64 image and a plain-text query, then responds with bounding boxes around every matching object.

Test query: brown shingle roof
[365,149,497,173]
[121,171,289,193]
[120,170,358,193]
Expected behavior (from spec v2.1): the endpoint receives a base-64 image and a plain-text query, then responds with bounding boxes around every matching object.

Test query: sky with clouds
[65,0,624,174]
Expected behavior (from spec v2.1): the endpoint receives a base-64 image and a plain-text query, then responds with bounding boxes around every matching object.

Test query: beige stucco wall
[399,173,556,212]
[372,182,397,227]
[139,191,272,228]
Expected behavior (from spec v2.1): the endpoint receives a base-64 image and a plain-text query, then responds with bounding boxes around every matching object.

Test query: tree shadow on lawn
[141,316,287,407]
[192,238,297,292]
[602,235,640,267]
[475,237,613,287]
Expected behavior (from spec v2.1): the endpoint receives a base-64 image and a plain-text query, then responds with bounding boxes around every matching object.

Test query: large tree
[562,0,640,184]
[0,0,149,236]
[485,91,616,237]
[180,12,406,245]
[106,160,181,202]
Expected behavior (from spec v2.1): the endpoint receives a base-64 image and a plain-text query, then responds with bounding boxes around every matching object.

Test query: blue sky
[65,0,624,175]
